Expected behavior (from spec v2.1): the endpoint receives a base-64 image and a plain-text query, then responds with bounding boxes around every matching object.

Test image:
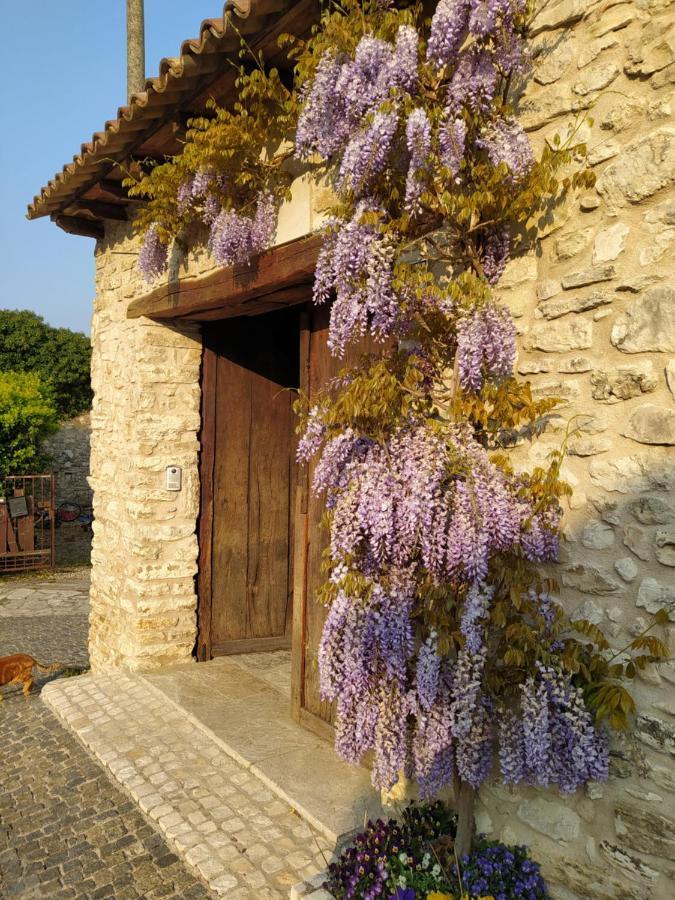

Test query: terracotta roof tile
[27,0,297,224]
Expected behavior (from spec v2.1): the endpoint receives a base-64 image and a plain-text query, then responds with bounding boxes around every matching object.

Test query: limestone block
[597,128,675,208]
[517,797,581,841]
[545,855,651,900]
[581,521,615,549]
[559,356,592,373]
[536,279,561,300]
[625,24,675,77]
[589,6,635,38]
[573,62,620,96]
[629,496,674,525]
[614,803,675,862]
[615,557,639,582]
[590,363,657,402]
[554,226,594,260]
[534,40,575,85]
[611,286,675,353]
[636,578,675,619]
[623,524,651,561]
[528,319,592,352]
[561,266,615,290]
[568,436,611,456]
[599,842,659,886]
[530,0,585,36]
[571,599,604,624]
[562,564,619,595]
[593,223,629,264]
[589,453,675,493]
[540,291,612,320]
[622,404,675,445]
[577,35,619,70]
[580,193,601,210]
[518,358,553,374]
[655,529,675,567]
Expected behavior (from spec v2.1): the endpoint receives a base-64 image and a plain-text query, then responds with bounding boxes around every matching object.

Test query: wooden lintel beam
[69,199,128,221]
[53,215,104,240]
[127,234,322,321]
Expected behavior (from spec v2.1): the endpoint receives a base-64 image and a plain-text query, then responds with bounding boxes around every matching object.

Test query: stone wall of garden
[87,0,674,895]
[42,413,93,565]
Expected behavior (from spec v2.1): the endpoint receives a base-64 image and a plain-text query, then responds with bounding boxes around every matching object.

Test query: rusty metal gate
[0,475,56,573]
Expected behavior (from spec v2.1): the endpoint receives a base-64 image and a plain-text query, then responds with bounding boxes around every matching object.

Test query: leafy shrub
[0,309,92,419]
[0,371,59,477]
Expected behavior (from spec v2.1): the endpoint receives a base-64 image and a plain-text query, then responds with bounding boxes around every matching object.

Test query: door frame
[196,309,301,660]
[126,234,327,729]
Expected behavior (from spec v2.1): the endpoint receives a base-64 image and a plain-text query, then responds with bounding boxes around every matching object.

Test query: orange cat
[0,654,62,699]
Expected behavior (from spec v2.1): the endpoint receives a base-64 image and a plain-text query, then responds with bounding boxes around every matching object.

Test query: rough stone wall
[475,2,675,897]
[86,1,674,894]
[42,413,93,565]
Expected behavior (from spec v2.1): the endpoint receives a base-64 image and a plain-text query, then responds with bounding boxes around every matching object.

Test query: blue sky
[0,1,224,335]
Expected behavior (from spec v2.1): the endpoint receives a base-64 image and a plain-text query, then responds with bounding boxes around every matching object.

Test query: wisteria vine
[129,0,669,854]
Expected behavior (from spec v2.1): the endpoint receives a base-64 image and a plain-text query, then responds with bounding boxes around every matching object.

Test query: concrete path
[0,570,213,899]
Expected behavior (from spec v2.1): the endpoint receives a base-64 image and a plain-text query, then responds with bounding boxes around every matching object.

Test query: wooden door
[292,305,380,737]
[198,306,300,658]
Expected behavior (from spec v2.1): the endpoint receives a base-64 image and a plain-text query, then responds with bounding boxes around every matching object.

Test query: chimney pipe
[127,0,146,102]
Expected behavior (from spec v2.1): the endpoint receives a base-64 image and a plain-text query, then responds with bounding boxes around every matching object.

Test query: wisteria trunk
[453,774,476,859]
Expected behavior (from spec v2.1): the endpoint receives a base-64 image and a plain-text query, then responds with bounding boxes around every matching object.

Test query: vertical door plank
[211,341,252,643]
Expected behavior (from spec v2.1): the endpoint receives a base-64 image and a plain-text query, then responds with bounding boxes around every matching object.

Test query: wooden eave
[127,234,322,322]
[27,0,317,238]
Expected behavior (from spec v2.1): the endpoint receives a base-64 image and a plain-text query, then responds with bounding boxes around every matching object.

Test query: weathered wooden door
[198,306,300,658]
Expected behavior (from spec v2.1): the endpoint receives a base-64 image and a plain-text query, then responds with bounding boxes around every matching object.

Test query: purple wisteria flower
[296,26,419,164]
[439,117,467,177]
[481,226,511,284]
[498,664,609,792]
[446,47,499,116]
[313,204,404,355]
[404,108,432,212]
[427,0,472,69]
[337,110,399,197]
[138,224,168,281]
[207,192,276,267]
[478,117,534,181]
[456,301,517,391]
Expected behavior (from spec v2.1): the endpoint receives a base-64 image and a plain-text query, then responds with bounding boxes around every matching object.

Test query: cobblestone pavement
[0,572,214,899]
[44,674,328,898]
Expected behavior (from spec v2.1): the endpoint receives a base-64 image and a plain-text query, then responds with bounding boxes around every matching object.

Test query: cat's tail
[33,660,64,674]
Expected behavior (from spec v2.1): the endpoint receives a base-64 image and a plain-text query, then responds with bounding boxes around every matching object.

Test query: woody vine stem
[128,1,669,860]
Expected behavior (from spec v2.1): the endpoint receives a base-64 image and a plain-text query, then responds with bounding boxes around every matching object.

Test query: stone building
[28,1,674,897]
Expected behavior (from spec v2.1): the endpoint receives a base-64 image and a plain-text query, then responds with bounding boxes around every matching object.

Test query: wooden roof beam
[53,215,104,239]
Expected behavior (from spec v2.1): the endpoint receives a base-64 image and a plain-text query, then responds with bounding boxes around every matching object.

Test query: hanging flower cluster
[291,0,634,810]
[138,184,276,281]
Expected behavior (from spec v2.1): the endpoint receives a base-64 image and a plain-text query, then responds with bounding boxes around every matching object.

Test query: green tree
[0,371,59,477]
[0,310,92,418]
